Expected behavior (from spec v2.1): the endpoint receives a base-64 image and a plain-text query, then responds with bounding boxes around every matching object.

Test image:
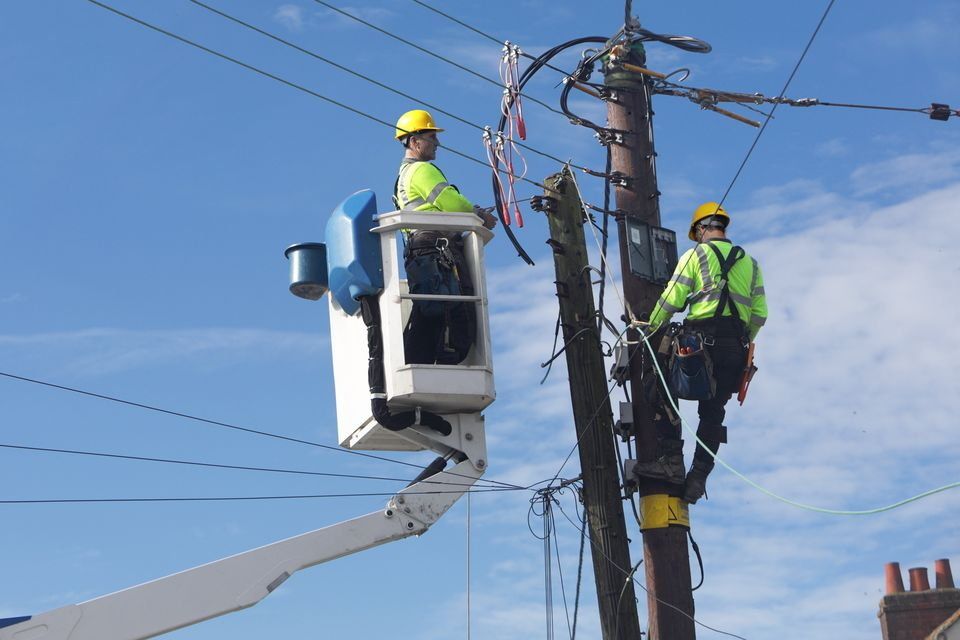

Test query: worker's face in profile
[412,131,439,160]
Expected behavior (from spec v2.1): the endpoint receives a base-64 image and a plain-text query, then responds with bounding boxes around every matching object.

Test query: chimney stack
[908,567,930,592]
[934,559,955,589]
[878,558,960,640]
[885,562,905,594]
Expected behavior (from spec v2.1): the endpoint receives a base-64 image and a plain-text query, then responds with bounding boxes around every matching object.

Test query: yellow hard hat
[689,201,730,240]
[395,109,444,140]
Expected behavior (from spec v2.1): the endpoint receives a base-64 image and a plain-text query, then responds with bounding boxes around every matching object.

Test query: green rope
[637,328,960,515]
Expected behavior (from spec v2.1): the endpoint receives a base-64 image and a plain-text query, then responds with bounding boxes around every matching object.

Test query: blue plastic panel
[0,616,31,630]
[325,190,384,315]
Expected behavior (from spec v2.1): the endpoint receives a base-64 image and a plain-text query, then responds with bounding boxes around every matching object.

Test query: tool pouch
[668,330,716,401]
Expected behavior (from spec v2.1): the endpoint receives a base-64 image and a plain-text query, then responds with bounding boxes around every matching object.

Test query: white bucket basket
[329,210,495,451]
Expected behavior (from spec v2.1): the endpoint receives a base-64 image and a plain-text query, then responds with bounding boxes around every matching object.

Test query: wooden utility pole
[605,43,697,639]
[542,168,643,640]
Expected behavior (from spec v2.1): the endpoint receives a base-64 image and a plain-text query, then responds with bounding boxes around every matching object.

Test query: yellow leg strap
[639,494,690,531]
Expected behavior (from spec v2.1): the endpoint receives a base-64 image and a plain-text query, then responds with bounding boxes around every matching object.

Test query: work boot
[629,439,685,485]
[683,462,713,504]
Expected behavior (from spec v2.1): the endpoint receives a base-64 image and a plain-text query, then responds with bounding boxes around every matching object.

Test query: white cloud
[273,4,304,31]
[850,149,960,196]
[816,137,848,157]
[736,55,778,72]
[0,327,328,376]
[1,292,22,304]
[315,5,396,31]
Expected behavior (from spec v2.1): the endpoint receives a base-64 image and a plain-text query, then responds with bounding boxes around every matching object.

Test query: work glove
[473,204,498,230]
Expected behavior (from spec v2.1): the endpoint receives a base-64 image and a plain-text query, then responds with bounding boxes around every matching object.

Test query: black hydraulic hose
[359,296,452,437]
[492,36,609,266]
[406,455,448,486]
[560,75,605,132]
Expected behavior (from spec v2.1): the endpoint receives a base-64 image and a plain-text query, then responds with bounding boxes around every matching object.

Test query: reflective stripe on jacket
[395,160,473,212]
[649,239,768,340]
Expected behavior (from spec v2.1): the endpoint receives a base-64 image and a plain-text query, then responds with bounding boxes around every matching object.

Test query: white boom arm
[0,429,485,640]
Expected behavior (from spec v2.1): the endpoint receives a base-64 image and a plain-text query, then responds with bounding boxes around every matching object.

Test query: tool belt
[683,316,749,348]
[658,323,717,401]
[404,237,462,318]
[405,230,462,253]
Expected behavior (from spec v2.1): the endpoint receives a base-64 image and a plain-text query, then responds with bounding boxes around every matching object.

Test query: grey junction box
[624,218,678,284]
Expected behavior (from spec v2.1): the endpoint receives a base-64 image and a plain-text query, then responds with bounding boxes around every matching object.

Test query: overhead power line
[0,487,520,506]
[0,371,524,491]
[311,0,567,118]
[0,442,479,487]
[83,0,543,188]
[187,0,590,173]
[654,80,958,123]
[408,0,572,77]
[717,0,837,207]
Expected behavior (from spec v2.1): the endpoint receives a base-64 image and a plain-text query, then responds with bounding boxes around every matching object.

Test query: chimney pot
[885,562,905,594]
[935,559,955,589]
[909,566,931,591]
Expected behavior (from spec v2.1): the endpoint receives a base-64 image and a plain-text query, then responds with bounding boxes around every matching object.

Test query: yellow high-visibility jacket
[649,239,767,340]
[394,160,473,212]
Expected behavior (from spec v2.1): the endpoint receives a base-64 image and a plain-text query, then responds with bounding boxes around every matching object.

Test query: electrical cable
[636,329,960,515]
[543,325,632,488]
[0,442,485,488]
[554,501,749,640]
[550,505,574,639]
[310,0,566,118]
[0,487,521,505]
[186,0,585,174]
[596,148,612,336]
[83,0,542,189]
[613,559,643,640]
[408,0,572,78]
[0,371,525,490]
[570,491,587,640]
[716,0,837,208]
[653,77,957,120]
[689,530,705,591]
[489,36,610,266]
[540,311,563,385]
[539,327,608,371]
[570,168,627,315]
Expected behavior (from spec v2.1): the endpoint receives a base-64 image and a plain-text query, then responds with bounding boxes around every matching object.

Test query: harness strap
[706,243,745,321]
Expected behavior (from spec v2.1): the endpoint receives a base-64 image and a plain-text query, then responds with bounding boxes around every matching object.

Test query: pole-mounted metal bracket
[595,129,625,146]
[608,171,631,188]
[530,195,559,213]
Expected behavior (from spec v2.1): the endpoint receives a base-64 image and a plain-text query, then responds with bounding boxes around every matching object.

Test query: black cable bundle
[359,296,452,436]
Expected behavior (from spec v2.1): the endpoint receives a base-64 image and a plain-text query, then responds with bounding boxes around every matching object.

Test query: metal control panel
[625,218,678,284]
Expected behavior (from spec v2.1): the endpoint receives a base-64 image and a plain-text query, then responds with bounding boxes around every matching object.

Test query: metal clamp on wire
[928,103,953,121]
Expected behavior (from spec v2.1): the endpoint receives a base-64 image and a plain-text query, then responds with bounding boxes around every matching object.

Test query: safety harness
[704,242,746,326]
[662,242,748,401]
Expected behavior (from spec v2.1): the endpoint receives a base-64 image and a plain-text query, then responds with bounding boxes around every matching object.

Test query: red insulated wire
[485,134,511,226]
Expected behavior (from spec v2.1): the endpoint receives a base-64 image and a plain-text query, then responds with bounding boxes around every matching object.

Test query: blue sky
[2,1,959,639]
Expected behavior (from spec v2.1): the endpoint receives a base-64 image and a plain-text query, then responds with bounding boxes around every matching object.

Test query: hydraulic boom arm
[0,452,483,640]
